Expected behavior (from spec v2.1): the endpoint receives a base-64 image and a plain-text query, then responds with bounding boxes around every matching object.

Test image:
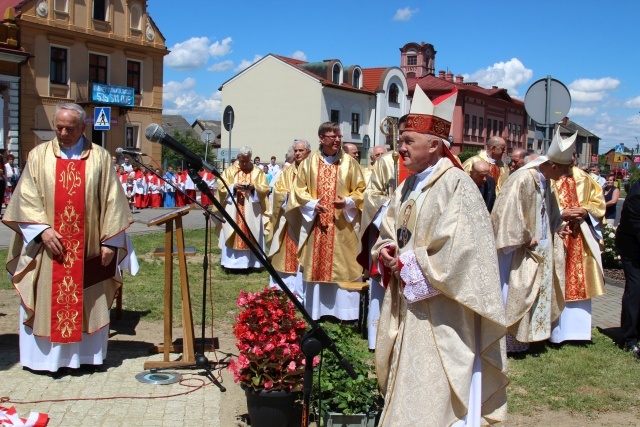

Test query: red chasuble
[50,159,86,343]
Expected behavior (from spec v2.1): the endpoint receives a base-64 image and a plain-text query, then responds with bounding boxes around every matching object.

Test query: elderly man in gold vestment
[491,128,575,355]
[268,139,311,292]
[550,152,606,344]
[462,136,509,194]
[217,145,270,271]
[3,103,131,373]
[287,122,365,321]
[374,86,507,426]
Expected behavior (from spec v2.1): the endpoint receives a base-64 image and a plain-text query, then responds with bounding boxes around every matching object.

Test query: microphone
[145,124,220,177]
[116,147,147,157]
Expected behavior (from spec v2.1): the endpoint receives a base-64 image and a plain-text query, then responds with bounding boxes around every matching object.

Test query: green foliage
[311,322,383,417]
[458,147,479,164]
[601,223,622,268]
[162,130,215,170]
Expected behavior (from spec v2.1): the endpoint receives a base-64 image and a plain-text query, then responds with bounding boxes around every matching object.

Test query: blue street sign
[622,161,629,170]
[615,145,625,154]
[94,107,111,130]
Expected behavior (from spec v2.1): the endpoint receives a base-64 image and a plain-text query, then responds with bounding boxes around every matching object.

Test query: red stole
[283,171,299,273]
[310,159,338,282]
[489,163,500,182]
[556,175,587,301]
[233,169,253,250]
[51,159,86,343]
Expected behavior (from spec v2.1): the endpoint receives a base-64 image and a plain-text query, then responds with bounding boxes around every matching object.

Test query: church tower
[399,42,436,79]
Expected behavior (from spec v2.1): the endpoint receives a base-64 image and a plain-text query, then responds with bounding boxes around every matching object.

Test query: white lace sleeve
[399,250,440,303]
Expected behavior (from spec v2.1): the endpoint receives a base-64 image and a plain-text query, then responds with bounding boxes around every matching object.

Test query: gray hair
[293,138,311,151]
[238,145,252,156]
[55,102,86,123]
[285,148,295,162]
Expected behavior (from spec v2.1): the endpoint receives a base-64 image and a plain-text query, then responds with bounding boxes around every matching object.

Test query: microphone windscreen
[115,147,124,154]
[145,123,164,142]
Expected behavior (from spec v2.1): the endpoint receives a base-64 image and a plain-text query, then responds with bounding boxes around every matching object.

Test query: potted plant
[312,322,383,427]
[228,286,308,427]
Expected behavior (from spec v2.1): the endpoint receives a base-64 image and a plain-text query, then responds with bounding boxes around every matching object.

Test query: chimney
[455,74,464,84]
[492,86,498,89]
[445,71,454,82]
[438,70,446,79]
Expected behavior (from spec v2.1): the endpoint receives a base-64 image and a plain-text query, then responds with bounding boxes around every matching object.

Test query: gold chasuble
[287,150,365,283]
[462,150,509,194]
[552,168,605,301]
[268,164,302,274]
[372,158,507,426]
[491,168,566,342]
[216,164,270,251]
[4,138,131,341]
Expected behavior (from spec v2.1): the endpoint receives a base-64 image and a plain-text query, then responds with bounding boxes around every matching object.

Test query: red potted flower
[228,286,309,427]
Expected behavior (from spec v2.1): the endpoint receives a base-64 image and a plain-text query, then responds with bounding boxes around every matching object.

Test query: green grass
[508,331,640,415]
[0,230,269,325]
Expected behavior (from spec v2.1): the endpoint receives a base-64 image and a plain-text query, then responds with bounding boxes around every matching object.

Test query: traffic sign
[524,77,571,125]
[200,130,216,144]
[622,161,629,170]
[615,145,625,154]
[218,148,239,160]
[614,154,625,163]
[94,107,111,130]
[634,155,640,164]
[223,106,234,131]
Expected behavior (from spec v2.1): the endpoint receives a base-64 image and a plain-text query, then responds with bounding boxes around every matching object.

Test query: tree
[161,130,214,170]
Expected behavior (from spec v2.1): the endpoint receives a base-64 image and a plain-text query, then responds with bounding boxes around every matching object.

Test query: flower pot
[323,411,373,427]
[245,388,298,427]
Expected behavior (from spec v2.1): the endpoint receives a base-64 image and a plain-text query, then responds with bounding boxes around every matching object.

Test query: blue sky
[148,0,640,153]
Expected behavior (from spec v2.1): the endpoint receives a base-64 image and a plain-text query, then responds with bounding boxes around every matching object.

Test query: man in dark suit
[470,160,496,212]
[616,179,640,357]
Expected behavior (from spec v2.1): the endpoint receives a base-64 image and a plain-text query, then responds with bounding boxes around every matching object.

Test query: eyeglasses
[322,134,343,140]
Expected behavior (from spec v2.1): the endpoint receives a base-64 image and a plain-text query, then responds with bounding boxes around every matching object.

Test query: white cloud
[625,96,640,109]
[466,58,533,97]
[208,60,234,72]
[163,78,222,121]
[570,90,606,103]
[581,112,640,152]
[393,7,419,21]
[165,36,233,71]
[209,37,233,58]
[568,77,620,92]
[234,54,263,72]
[290,50,307,61]
[569,106,598,117]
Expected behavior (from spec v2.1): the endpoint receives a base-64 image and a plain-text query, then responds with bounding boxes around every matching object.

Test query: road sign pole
[544,75,552,152]
[228,127,232,165]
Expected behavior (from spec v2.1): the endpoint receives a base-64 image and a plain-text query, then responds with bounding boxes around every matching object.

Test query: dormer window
[332,63,342,84]
[54,0,68,13]
[93,0,109,21]
[353,68,361,89]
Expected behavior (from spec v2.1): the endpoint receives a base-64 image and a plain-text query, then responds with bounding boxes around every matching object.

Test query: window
[499,121,503,136]
[493,120,498,135]
[130,3,142,30]
[353,68,361,88]
[472,116,477,134]
[93,0,107,21]
[508,123,512,137]
[330,109,340,124]
[479,117,484,135]
[389,84,399,103]
[127,60,141,94]
[54,0,68,12]
[464,114,470,133]
[517,125,522,139]
[126,124,140,148]
[351,113,360,134]
[89,53,108,84]
[332,63,341,84]
[407,55,417,66]
[50,46,68,84]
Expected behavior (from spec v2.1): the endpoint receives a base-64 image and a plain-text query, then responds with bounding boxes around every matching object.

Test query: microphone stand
[190,164,357,427]
[128,157,226,392]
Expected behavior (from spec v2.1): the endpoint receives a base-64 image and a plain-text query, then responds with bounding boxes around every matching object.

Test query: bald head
[343,143,359,160]
[369,145,387,165]
[470,160,491,188]
[510,148,526,171]
[486,136,506,161]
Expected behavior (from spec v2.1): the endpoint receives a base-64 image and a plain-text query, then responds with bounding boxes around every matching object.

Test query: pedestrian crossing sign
[94,107,111,130]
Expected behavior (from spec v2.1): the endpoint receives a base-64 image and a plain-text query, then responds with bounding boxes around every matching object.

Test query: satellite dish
[524,77,571,125]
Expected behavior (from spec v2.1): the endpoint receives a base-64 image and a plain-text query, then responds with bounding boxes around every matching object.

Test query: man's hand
[524,237,538,248]
[41,228,65,257]
[558,223,572,238]
[101,246,115,267]
[314,202,328,214]
[561,207,587,222]
[380,244,400,279]
[333,195,346,209]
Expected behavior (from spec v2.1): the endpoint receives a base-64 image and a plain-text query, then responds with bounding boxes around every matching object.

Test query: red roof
[413,74,517,103]
[362,68,387,92]
[0,0,27,21]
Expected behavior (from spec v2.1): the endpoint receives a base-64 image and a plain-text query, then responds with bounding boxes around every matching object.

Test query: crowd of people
[2,91,638,425]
